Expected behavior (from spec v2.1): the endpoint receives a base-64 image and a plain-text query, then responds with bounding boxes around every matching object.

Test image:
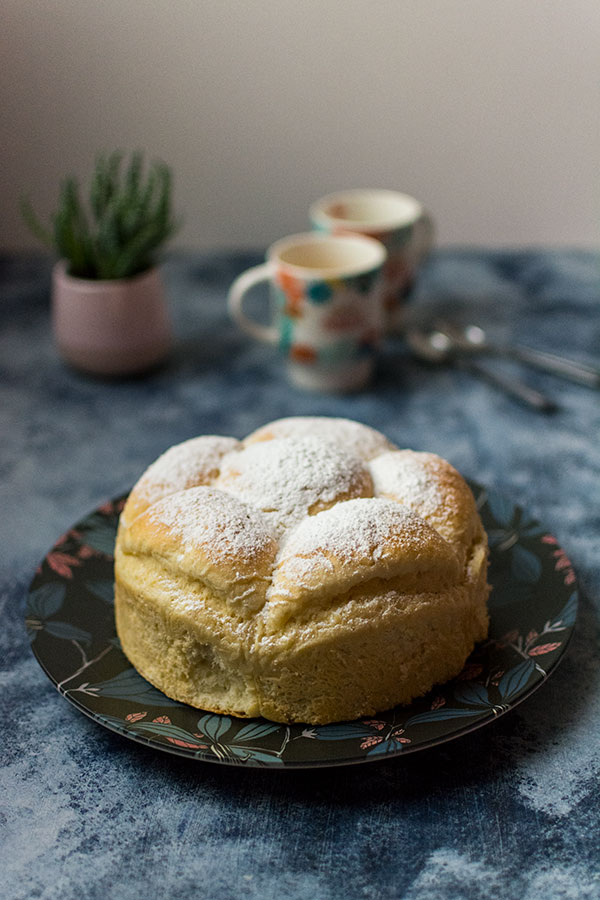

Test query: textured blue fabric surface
[1,249,599,900]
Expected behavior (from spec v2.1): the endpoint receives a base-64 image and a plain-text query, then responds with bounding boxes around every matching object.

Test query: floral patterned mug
[310,189,434,329]
[228,232,387,392]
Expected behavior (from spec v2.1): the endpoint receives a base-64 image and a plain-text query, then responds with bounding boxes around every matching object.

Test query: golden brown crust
[114,416,490,724]
[120,435,240,527]
[120,486,278,611]
[368,450,482,567]
[245,416,396,460]
[265,498,461,631]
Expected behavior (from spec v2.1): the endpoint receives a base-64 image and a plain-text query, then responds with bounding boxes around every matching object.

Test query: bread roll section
[114,416,490,724]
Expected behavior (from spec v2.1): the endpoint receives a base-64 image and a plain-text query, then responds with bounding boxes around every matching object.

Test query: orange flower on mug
[289,344,317,363]
[276,270,304,302]
[284,299,303,318]
[276,270,305,317]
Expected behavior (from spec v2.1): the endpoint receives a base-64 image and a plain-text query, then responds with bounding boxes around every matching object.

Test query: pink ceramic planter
[52,262,172,376]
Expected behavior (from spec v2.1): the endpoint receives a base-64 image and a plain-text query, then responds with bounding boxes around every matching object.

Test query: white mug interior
[310,189,423,232]
[269,232,386,279]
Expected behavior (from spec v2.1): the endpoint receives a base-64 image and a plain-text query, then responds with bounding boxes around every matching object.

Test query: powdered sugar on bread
[216,436,372,536]
[245,416,395,460]
[266,497,460,627]
[122,435,240,524]
[369,449,480,550]
[115,416,490,724]
[145,485,275,562]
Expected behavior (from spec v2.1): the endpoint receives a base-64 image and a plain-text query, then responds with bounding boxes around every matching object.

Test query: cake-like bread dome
[114,417,489,724]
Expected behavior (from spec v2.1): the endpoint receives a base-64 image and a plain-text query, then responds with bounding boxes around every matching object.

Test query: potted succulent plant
[22,150,179,376]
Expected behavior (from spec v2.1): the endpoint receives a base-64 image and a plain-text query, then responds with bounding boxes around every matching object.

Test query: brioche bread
[114,417,489,724]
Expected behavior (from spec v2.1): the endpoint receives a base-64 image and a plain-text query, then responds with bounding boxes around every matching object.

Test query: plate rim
[45,649,574,770]
[26,484,579,769]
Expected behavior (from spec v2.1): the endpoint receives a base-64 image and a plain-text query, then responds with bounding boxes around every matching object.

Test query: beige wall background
[2,0,599,253]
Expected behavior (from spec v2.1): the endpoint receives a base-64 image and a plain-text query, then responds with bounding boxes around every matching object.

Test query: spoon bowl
[405,326,454,363]
[405,324,557,412]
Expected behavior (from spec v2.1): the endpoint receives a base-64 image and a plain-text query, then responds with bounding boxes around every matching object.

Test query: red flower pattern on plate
[542,535,576,585]
[166,737,209,749]
[529,643,562,656]
[457,663,483,681]
[360,736,384,750]
[46,552,81,578]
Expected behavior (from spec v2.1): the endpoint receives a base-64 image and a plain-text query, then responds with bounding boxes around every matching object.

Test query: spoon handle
[505,345,600,388]
[457,359,558,412]
[436,322,600,388]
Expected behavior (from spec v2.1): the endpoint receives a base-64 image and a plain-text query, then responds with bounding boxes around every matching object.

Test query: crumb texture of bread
[115,416,490,724]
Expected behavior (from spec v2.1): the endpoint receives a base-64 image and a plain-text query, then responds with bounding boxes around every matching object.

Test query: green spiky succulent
[21,150,179,280]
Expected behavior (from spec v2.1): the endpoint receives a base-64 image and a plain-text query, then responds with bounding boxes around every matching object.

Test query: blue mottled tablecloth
[1,249,599,900]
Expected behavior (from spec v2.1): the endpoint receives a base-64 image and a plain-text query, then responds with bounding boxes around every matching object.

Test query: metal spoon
[435,322,600,389]
[406,326,558,412]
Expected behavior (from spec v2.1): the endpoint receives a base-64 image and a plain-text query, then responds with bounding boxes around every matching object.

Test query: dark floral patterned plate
[26,484,578,768]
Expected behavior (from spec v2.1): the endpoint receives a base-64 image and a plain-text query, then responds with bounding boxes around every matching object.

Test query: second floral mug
[227,232,387,392]
[309,189,433,328]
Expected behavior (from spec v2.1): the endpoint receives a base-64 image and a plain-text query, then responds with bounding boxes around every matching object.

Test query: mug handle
[227,263,279,345]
